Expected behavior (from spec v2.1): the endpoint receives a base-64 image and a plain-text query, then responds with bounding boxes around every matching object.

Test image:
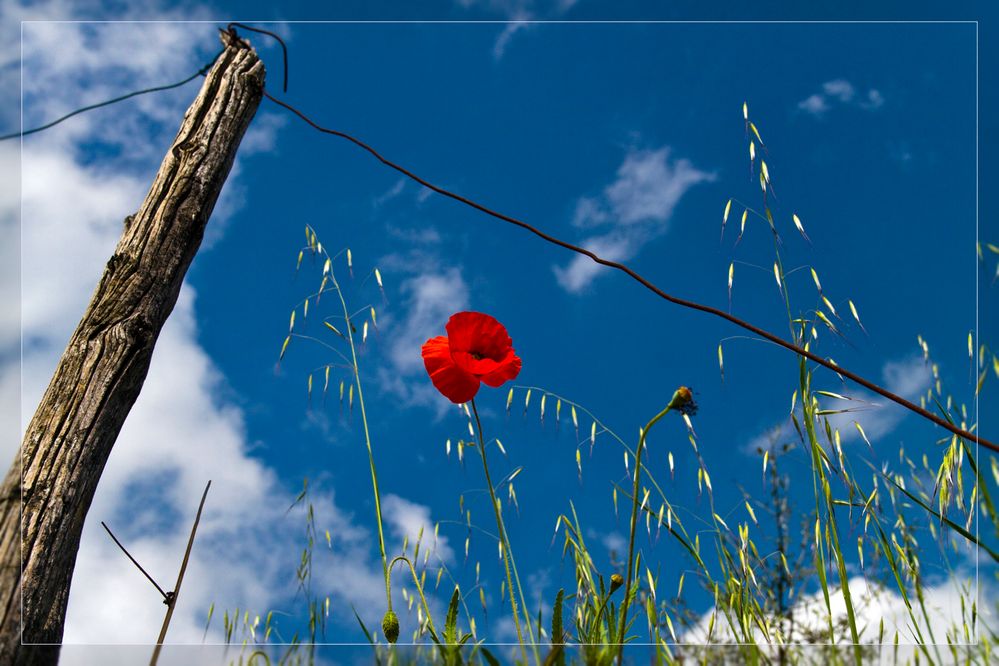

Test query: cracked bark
[0,31,265,665]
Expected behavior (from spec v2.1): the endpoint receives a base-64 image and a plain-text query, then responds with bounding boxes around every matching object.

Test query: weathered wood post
[0,29,265,664]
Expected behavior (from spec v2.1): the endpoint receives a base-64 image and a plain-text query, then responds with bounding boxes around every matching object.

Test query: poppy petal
[445,312,513,361]
[451,351,504,377]
[480,349,522,387]
[422,336,480,403]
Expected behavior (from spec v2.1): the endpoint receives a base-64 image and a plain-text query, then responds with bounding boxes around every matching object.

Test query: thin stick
[101,522,169,601]
[150,480,211,666]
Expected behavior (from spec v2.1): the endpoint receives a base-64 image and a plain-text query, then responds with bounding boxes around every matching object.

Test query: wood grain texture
[0,31,264,664]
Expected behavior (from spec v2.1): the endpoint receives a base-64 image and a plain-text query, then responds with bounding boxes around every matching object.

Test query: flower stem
[615,390,683,666]
[389,556,438,640]
[470,398,529,665]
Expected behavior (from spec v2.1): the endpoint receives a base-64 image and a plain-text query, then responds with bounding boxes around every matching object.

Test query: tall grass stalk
[325,242,393,614]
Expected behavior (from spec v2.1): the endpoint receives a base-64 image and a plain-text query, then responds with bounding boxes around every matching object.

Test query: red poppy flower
[422,312,522,404]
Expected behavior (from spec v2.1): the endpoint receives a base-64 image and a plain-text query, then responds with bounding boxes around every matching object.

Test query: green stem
[330,269,392,610]
[616,391,682,666]
[592,590,616,638]
[388,556,439,641]
[470,399,530,665]
[504,521,539,657]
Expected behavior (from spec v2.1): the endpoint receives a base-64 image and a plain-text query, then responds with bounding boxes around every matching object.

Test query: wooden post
[0,30,264,665]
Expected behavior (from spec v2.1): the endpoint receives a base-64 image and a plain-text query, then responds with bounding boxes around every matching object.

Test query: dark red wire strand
[261,90,993,454]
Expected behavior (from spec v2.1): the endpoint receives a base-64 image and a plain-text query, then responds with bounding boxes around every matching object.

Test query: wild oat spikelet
[722,199,732,239]
[811,267,823,293]
[727,263,734,306]
[792,213,811,243]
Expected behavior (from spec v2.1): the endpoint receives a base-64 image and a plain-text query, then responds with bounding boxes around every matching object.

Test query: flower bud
[382,610,400,644]
[609,573,624,594]
[671,386,698,416]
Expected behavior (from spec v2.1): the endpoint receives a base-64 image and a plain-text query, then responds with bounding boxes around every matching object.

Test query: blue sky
[2,1,997,664]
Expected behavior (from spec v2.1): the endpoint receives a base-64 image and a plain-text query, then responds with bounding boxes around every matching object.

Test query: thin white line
[18,17,24,649]
[16,19,980,24]
[44,641,989,646]
[14,18,983,652]
[974,18,980,646]
[45,640,990,646]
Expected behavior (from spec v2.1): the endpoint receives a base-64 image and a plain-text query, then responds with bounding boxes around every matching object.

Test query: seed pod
[381,610,400,644]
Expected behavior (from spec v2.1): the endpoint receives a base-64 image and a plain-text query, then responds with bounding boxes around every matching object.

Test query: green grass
[205,106,997,666]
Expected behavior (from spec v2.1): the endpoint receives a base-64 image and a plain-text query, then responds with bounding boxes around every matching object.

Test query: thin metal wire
[260,90,994,453]
[227,22,288,92]
[8,24,988,451]
[100,521,169,601]
[0,49,224,142]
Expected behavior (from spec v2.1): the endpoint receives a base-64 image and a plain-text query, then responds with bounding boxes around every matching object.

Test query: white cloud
[388,268,470,376]
[365,226,476,415]
[493,12,532,61]
[594,529,626,557]
[0,147,22,452]
[387,224,442,245]
[7,12,307,644]
[373,177,442,210]
[797,94,828,116]
[383,494,454,563]
[742,420,795,456]
[798,79,885,117]
[822,79,856,103]
[205,111,288,246]
[821,354,932,445]
[237,112,287,155]
[741,355,933,455]
[415,186,434,204]
[454,0,577,60]
[18,150,145,351]
[554,146,713,293]
[864,89,885,110]
[553,232,635,294]
[5,12,448,650]
[377,265,471,416]
[374,177,407,206]
[603,148,710,225]
[682,573,993,648]
[61,287,298,645]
